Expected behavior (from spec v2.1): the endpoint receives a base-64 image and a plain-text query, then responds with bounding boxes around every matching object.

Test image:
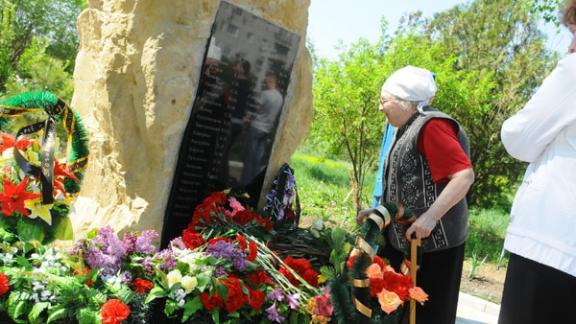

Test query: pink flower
[366,263,383,279]
[228,197,245,215]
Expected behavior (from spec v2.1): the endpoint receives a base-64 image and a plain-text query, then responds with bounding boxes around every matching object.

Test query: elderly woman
[358,66,475,323]
[498,3,576,324]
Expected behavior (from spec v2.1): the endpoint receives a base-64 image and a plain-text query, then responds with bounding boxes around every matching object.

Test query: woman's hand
[405,211,438,239]
[356,208,376,225]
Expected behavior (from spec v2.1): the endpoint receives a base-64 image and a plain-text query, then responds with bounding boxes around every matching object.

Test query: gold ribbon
[355,236,376,258]
[374,205,392,227]
[367,213,384,231]
[352,278,371,288]
[352,296,372,318]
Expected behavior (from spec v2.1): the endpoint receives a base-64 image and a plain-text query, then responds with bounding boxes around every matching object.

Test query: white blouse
[501,53,576,277]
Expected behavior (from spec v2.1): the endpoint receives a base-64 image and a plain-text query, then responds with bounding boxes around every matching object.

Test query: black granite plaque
[161,1,300,246]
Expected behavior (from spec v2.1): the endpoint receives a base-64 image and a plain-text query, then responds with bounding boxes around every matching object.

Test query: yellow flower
[377,289,403,314]
[24,199,53,225]
[166,269,183,288]
[181,276,198,293]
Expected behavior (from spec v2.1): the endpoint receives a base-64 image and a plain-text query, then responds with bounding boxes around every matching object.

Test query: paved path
[456,292,500,324]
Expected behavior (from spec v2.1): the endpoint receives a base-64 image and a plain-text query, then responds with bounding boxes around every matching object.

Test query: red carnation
[101,299,130,324]
[234,209,255,225]
[200,292,224,311]
[280,257,319,287]
[222,277,248,313]
[247,241,258,261]
[182,229,205,250]
[381,272,413,300]
[0,272,9,296]
[373,256,387,270]
[236,234,247,250]
[208,237,233,245]
[131,278,153,294]
[244,270,273,287]
[249,288,265,310]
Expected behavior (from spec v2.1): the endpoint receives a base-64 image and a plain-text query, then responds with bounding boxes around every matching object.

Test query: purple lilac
[267,288,285,302]
[206,241,246,271]
[152,249,176,270]
[266,303,285,323]
[95,226,127,259]
[135,230,159,254]
[119,271,133,284]
[84,245,122,275]
[169,237,187,250]
[214,266,227,276]
[121,232,137,253]
[287,293,300,310]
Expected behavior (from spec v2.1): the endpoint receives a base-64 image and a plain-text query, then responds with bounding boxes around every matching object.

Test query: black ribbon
[13,99,66,205]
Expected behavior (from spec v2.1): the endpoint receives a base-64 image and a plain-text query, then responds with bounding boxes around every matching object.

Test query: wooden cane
[410,237,421,324]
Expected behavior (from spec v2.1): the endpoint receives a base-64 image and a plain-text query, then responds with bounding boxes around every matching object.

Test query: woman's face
[379,95,409,127]
[569,25,576,54]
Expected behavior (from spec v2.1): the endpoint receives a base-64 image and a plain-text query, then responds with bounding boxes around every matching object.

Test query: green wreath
[0,90,89,243]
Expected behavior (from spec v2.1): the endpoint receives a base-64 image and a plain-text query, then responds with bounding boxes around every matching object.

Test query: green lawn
[290,150,509,265]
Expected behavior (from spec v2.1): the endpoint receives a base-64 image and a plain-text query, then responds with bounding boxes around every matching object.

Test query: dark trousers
[381,241,465,324]
[498,253,576,324]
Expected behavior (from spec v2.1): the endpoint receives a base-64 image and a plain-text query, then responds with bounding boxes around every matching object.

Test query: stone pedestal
[70,0,312,239]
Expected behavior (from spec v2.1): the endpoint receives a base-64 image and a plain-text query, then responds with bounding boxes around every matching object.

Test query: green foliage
[308,0,555,210]
[466,208,510,263]
[0,0,82,96]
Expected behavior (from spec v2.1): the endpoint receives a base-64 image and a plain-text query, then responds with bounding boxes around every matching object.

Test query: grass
[290,151,376,230]
[290,150,509,266]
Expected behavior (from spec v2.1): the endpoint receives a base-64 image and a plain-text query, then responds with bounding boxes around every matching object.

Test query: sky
[307,0,573,60]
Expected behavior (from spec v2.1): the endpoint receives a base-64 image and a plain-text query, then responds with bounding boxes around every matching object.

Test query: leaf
[28,302,49,323]
[76,308,99,324]
[115,285,135,304]
[52,215,74,241]
[144,286,167,304]
[214,280,229,301]
[164,299,179,317]
[212,310,220,324]
[181,296,202,322]
[16,218,45,243]
[46,307,67,323]
[14,255,32,270]
[196,273,210,292]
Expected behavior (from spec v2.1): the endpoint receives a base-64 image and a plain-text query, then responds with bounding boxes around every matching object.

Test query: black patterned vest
[383,108,470,252]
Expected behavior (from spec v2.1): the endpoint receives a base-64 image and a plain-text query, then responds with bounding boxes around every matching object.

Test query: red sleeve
[417,119,472,183]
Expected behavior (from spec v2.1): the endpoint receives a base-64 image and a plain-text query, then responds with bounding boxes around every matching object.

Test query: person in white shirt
[498,3,576,323]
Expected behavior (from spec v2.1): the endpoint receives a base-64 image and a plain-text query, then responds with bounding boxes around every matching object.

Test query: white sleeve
[501,53,576,162]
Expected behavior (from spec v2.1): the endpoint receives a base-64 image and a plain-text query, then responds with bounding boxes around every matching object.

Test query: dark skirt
[381,239,465,324]
[498,253,576,324]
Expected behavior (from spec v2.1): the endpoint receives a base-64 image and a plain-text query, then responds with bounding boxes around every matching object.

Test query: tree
[312,39,386,213]
[308,0,555,210]
[0,0,84,93]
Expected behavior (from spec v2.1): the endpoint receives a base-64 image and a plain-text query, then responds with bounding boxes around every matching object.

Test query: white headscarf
[381,65,437,112]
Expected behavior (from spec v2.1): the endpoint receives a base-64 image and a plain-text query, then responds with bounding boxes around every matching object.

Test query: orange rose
[377,289,403,314]
[409,287,429,305]
[365,263,383,279]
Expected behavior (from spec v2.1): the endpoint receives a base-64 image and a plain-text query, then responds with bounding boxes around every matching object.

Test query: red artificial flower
[255,215,273,230]
[205,192,227,205]
[244,270,273,287]
[373,256,387,270]
[101,299,130,324]
[0,177,41,217]
[221,277,248,313]
[236,234,247,250]
[54,160,78,181]
[74,268,93,287]
[370,272,414,300]
[346,255,357,270]
[248,288,265,310]
[0,134,33,153]
[280,256,319,287]
[131,278,153,294]
[182,229,205,250]
[247,241,258,262]
[0,272,10,296]
[200,291,224,311]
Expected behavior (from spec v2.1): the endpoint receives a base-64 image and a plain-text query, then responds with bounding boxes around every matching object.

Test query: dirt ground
[460,260,507,304]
